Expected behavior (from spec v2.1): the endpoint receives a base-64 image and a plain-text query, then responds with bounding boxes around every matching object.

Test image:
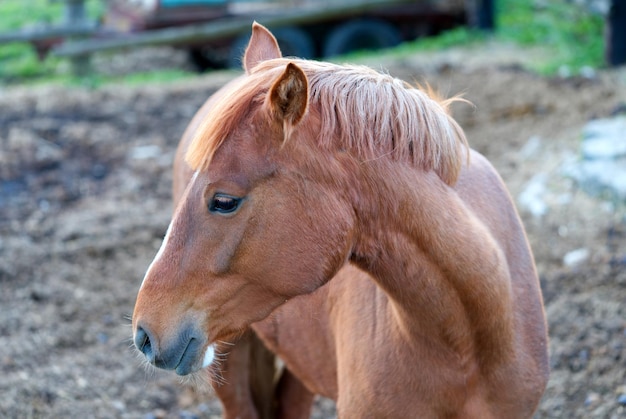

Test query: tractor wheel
[323,19,402,58]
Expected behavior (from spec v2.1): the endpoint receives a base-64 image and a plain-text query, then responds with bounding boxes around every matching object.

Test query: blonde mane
[186,58,469,185]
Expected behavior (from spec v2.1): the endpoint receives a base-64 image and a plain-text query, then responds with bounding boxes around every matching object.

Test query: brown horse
[132,23,549,418]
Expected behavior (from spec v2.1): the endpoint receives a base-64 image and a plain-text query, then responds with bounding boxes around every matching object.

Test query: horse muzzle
[133,323,214,376]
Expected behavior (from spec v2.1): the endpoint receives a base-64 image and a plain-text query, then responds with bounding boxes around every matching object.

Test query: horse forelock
[186,58,469,185]
[185,73,269,171]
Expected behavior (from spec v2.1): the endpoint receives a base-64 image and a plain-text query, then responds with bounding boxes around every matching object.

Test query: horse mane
[186,58,469,185]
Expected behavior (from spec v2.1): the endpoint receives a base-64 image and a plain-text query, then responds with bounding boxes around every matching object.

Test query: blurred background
[0,0,615,84]
[1,1,625,418]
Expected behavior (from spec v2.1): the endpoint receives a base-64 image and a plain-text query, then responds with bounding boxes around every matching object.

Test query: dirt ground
[1,44,625,418]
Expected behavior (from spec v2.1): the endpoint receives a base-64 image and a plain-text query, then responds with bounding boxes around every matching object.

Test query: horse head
[132,23,356,376]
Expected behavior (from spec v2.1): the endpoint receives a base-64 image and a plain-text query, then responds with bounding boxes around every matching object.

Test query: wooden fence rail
[52,0,415,57]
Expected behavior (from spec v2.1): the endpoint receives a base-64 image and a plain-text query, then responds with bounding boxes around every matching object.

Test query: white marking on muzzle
[140,170,200,291]
[202,344,215,368]
[139,222,173,291]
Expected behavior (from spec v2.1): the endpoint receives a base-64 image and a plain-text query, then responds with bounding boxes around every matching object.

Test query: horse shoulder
[454,150,549,408]
[455,150,534,274]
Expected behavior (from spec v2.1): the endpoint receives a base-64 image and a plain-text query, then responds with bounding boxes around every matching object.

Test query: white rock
[563,248,590,268]
[569,159,626,200]
[520,135,542,159]
[582,117,626,159]
[129,145,161,160]
[518,174,548,218]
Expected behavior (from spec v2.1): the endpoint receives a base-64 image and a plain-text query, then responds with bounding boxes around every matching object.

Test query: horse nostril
[134,325,154,361]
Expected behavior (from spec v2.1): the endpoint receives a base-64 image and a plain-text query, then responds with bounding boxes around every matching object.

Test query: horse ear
[244,22,282,73]
[268,62,309,128]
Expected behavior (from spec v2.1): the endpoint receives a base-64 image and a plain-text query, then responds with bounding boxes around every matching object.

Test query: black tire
[188,45,230,72]
[607,0,626,66]
[465,0,495,30]
[323,19,403,58]
[228,26,315,69]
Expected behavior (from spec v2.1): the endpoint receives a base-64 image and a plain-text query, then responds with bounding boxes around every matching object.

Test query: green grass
[496,0,604,74]
[33,69,195,89]
[397,26,487,54]
[0,0,198,86]
[392,0,605,75]
[0,0,109,85]
[0,1,62,31]
[0,0,62,81]
[111,68,195,85]
[0,0,606,85]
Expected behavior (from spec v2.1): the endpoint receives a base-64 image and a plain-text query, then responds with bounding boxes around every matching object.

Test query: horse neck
[348,161,515,370]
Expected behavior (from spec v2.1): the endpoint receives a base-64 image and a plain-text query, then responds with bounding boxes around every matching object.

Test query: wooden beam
[0,24,96,44]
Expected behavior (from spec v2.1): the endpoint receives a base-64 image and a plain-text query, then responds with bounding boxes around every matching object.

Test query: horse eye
[209,194,242,214]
